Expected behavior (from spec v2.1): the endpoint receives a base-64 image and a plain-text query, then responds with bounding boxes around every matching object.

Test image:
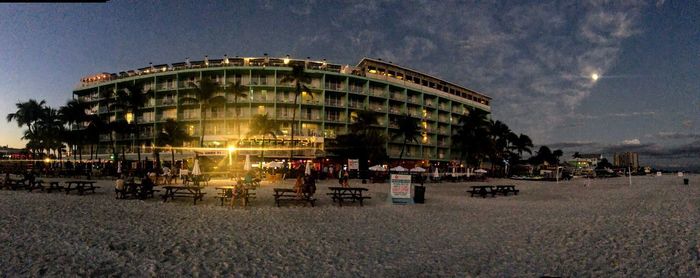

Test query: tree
[113,82,151,165]
[7,99,47,157]
[572,152,581,158]
[247,114,281,164]
[59,99,91,160]
[347,110,385,179]
[157,119,192,168]
[180,77,223,148]
[280,65,311,162]
[512,133,534,160]
[452,108,491,168]
[223,80,248,145]
[392,114,422,163]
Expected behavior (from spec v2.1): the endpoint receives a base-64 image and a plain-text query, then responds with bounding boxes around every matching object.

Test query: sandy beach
[1,175,698,276]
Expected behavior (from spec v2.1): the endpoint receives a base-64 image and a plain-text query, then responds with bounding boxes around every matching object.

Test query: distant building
[614,152,639,169]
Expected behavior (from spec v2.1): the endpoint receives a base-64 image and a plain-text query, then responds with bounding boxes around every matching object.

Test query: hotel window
[260,74,267,85]
[368,66,377,74]
[421,80,428,86]
[396,73,404,80]
[378,68,385,75]
[388,70,395,77]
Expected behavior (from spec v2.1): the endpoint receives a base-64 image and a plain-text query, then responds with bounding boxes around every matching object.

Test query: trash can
[414,185,425,204]
[684,178,689,185]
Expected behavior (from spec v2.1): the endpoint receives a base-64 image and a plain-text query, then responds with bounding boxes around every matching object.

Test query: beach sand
[1,175,698,276]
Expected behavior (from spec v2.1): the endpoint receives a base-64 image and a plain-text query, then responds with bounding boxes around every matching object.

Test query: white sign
[348,159,359,170]
[390,174,411,199]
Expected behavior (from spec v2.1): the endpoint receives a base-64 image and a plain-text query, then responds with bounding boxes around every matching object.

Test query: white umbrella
[305,160,312,175]
[243,155,251,171]
[390,166,408,172]
[192,159,201,176]
[369,165,385,171]
[410,166,426,172]
[432,167,439,178]
[475,169,487,173]
[117,161,122,175]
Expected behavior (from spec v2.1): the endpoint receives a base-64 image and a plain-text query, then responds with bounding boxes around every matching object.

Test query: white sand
[0,175,698,276]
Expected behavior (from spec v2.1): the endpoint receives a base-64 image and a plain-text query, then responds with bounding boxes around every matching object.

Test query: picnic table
[161,185,205,205]
[215,185,256,207]
[467,185,496,198]
[494,185,519,196]
[3,178,26,190]
[273,188,316,207]
[64,180,99,195]
[45,181,64,193]
[327,187,371,206]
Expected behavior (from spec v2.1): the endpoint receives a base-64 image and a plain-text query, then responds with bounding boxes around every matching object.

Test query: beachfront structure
[613,152,639,169]
[73,55,491,162]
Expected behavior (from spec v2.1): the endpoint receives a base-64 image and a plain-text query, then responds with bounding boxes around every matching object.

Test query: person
[139,176,155,200]
[294,174,304,198]
[339,169,349,188]
[115,175,126,199]
[162,165,171,184]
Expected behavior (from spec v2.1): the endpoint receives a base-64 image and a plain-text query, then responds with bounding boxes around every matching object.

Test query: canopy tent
[369,165,386,171]
[390,166,408,172]
[410,166,426,172]
[432,167,440,178]
[474,169,487,173]
[264,161,284,168]
[192,159,201,176]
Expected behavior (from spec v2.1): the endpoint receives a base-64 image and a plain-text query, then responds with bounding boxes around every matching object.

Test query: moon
[591,73,599,81]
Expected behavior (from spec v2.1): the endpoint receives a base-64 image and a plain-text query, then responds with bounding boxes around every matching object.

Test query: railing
[407,97,421,104]
[325,83,344,91]
[325,116,346,123]
[157,99,176,106]
[391,93,406,101]
[324,100,344,107]
[369,105,386,112]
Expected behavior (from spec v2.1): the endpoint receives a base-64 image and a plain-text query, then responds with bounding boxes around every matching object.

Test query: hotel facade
[73,55,491,162]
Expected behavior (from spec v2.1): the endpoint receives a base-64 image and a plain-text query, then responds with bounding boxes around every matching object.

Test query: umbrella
[369,165,385,171]
[390,166,408,172]
[432,167,439,178]
[117,161,122,175]
[474,169,487,173]
[243,155,251,171]
[192,159,201,176]
[305,160,312,175]
[410,166,426,172]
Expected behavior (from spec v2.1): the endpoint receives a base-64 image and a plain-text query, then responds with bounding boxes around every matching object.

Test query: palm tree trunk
[199,103,206,147]
[399,137,407,163]
[171,148,175,168]
[289,92,298,163]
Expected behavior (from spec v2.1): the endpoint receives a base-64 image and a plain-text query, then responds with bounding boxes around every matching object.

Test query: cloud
[570,111,657,120]
[546,141,599,149]
[622,138,641,145]
[656,132,700,140]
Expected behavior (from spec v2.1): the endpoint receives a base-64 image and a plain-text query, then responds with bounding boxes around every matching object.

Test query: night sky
[0,0,698,170]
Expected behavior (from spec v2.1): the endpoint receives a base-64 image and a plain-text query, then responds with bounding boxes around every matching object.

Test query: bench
[273,188,316,207]
[215,186,256,207]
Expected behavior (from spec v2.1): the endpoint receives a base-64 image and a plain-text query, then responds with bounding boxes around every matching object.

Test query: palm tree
[349,110,380,134]
[223,80,248,144]
[247,114,280,164]
[157,119,192,168]
[7,99,47,156]
[180,77,223,148]
[59,99,90,160]
[6,99,46,136]
[113,82,151,165]
[393,114,422,163]
[99,86,118,160]
[452,108,492,168]
[108,119,131,161]
[512,133,533,161]
[280,65,311,161]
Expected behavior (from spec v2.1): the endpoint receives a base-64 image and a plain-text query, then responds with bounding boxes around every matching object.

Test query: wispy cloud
[655,132,700,140]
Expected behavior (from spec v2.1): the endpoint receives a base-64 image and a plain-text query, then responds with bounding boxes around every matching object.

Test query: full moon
[591,73,599,81]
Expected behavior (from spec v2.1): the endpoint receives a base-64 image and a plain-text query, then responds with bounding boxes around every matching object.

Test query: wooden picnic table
[45,181,64,193]
[273,188,316,207]
[215,185,255,207]
[161,185,205,205]
[467,185,496,198]
[493,185,519,196]
[327,187,371,206]
[64,180,99,195]
[3,178,26,190]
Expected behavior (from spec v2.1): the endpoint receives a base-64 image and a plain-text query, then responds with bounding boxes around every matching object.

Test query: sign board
[348,159,359,170]
[390,174,412,204]
[678,172,684,177]
[656,171,662,177]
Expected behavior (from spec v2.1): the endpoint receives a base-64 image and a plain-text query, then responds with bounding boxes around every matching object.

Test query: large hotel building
[74,55,491,162]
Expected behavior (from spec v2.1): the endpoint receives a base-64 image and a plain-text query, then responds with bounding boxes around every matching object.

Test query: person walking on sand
[294,173,304,198]
[339,169,349,188]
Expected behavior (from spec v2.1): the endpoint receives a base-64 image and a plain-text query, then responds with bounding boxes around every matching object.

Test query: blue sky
[0,0,698,169]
